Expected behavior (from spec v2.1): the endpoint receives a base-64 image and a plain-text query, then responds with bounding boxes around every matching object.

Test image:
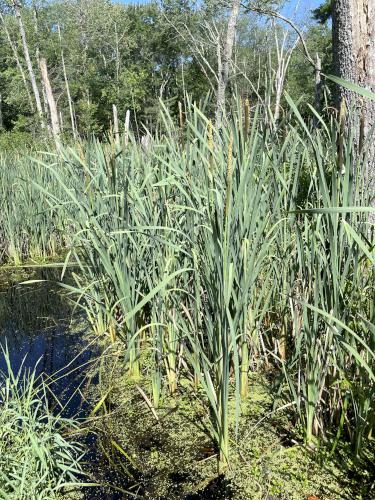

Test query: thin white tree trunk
[215,0,241,127]
[12,0,45,130]
[273,31,298,127]
[0,11,34,112]
[58,23,77,139]
[314,53,322,113]
[32,5,54,135]
[115,23,120,98]
[32,4,50,130]
[112,104,120,146]
[124,109,130,146]
[0,94,3,129]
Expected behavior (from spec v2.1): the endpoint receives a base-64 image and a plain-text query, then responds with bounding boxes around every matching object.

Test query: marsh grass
[0,153,67,265]
[0,89,373,475]
[0,346,85,499]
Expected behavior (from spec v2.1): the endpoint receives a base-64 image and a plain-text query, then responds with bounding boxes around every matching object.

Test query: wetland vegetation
[0,0,374,498]
[1,96,374,498]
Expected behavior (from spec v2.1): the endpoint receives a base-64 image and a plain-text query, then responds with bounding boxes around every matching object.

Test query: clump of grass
[0,153,66,265]
[0,346,85,499]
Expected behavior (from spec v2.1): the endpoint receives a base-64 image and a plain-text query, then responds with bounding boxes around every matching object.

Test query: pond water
[0,268,229,499]
[0,268,129,499]
[0,268,94,418]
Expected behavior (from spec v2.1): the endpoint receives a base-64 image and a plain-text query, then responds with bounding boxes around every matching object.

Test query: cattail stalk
[244,98,250,137]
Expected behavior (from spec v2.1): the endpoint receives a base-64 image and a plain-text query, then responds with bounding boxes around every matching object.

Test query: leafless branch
[240,2,316,68]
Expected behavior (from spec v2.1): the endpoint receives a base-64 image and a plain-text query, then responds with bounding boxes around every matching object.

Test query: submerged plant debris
[89,347,375,499]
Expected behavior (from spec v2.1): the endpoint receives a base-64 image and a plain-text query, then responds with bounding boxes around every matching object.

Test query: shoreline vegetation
[0,96,374,498]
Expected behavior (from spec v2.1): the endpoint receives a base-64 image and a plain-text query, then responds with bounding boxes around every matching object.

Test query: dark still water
[0,268,95,419]
[0,267,128,499]
[0,268,225,500]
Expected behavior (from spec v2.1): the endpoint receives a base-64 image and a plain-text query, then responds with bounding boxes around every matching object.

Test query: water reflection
[0,268,95,418]
[0,268,129,498]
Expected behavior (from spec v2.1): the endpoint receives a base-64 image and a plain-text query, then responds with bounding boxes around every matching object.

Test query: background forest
[0,0,331,142]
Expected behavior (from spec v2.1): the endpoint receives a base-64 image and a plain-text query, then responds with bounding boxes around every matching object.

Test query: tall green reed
[276,95,374,450]
[1,90,373,468]
[0,153,66,264]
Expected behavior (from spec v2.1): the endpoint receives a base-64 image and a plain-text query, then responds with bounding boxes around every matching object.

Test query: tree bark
[39,58,60,140]
[12,0,45,130]
[332,0,375,209]
[215,0,241,127]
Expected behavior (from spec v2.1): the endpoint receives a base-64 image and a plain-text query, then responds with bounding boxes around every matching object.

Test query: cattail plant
[1,85,373,471]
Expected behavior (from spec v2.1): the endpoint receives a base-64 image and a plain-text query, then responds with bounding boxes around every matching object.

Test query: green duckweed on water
[88,344,374,499]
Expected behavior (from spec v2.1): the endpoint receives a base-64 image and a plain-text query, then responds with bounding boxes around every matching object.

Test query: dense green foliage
[0,0,330,139]
[0,348,84,498]
[0,97,373,478]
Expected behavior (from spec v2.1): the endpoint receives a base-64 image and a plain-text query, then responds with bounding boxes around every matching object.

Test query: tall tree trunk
[0,94,3,130]
[332,0,375,211]
[215,0,241,127]
[273,31,299,126]
[12,0,45,130]
[0,11,34,112]
[314,53,322,114]
[32,3,50,130]
[114,22,120,98]
[39,58,60,141]
[124,109,130,146]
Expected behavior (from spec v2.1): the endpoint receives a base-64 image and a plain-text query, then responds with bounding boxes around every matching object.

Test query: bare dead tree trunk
[273,66,285,123]
[333,0,375,208]
[0,94,3,130]
[32,3,50,130]
[57,23,77,139]
[124,109,130,146]
[114,22,120,98]
[12,0,45,130]
[314,53,322,114]
[0,11,34,112]
[273,27,299,126]
[39,58,60,141]
[215,0,241,127]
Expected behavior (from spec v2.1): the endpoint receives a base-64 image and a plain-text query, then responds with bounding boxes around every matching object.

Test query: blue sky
[281,0,322,21]
[117,0,323,13]
[116,0,324,23]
